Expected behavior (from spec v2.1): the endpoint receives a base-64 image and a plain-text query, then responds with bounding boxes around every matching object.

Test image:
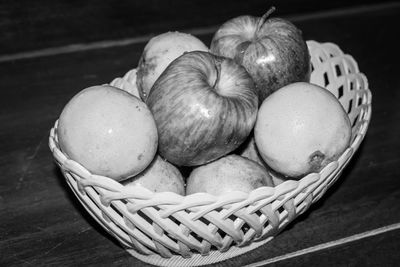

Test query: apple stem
[212,61,221,90]
[256,6,276,32]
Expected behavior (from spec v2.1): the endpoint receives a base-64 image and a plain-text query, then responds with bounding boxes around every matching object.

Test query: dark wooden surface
[1,2,400,267]
[0,0,393,55]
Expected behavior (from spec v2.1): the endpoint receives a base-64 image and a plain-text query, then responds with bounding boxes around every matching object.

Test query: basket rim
[48,96,371,202]
[50,123,321,198]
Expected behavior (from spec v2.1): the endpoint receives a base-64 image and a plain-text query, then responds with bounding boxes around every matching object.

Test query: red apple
[136,31,208,101]
[210,7,310,102]
[123,155,185,195]
[146,51,258,166]
[186,155,274,196]
[57,85,158,181]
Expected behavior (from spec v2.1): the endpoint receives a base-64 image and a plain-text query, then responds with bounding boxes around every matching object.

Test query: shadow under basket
[48,40,372,267]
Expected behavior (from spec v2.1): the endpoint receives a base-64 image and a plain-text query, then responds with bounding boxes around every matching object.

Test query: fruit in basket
[254,82,352,178]
[238,135,288,186]
[210,7,310,102]
[110,69,141,98]
[238,135,266,168]
[186,155,274,196]
[136,31,208,101]
[57,85,158,181]
[123,155,185,195]
[147,51,258,166]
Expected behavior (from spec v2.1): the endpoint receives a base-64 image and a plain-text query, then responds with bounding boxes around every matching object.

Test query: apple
[136,31,208,101]
[186,155,274,196]
[210,7,310,102]
[57,85,158,181]
[254,82,352,178]
[238,134,266,168]
[123,155,185,195]
[238,135,288,186]
[110,69,141,99]
[146,51,258,166]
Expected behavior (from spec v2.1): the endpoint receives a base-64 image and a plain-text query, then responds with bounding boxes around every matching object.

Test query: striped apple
[146,51,258,166]
[210,7,310,102]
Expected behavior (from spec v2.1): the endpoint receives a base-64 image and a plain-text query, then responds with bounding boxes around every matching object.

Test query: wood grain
[1,3,400,267]
[0,1,394,55]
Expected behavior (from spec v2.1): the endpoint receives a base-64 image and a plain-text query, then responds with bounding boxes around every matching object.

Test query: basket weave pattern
[48,40,371,266]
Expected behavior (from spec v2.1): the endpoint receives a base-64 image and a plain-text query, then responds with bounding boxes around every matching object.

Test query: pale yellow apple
[239,135,288,186]
[123,155,185,195]
[57,85,158,181]
[110,69,141,99]
[254,82,352,178]
[239,135,266,168]
[136,31,208,101]
[186,155,274,196]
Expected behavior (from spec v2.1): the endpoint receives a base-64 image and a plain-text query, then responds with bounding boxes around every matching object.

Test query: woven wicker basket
[48,40,372,266]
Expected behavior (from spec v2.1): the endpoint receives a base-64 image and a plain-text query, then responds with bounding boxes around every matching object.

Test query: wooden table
[1,3,400,266]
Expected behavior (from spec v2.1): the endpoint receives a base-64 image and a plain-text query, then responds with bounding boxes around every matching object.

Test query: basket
[48,40,372,266]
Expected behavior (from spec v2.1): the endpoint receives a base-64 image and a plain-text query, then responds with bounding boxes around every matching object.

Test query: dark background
[0,0,394,54]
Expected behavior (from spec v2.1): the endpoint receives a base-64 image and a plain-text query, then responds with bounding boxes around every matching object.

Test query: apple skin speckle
[210,13,310,102]
[146,51,258,166]
[254,82,351,178]
[57,85,158,181]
